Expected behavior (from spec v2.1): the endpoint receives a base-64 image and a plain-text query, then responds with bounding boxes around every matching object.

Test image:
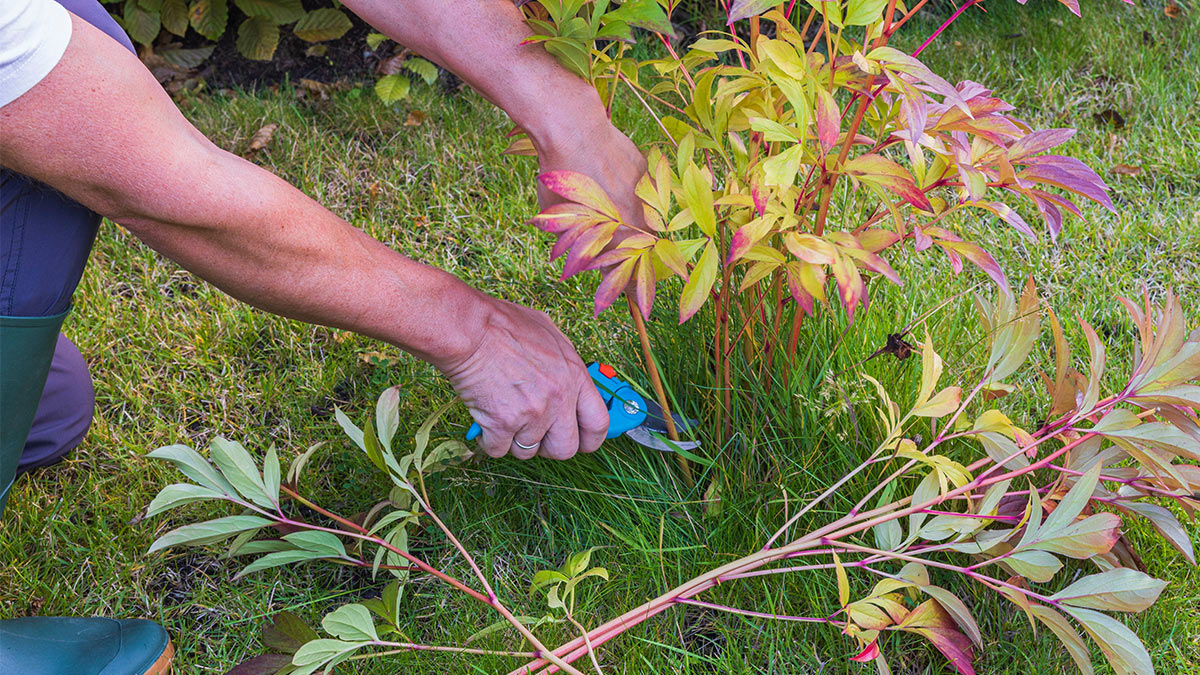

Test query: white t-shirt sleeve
[0,0,72,109]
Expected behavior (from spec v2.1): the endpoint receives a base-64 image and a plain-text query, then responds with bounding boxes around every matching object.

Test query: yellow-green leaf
[679,241,718,323]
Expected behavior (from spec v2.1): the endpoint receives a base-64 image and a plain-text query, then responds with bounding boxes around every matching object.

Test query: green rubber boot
[2,315,175,673]
[0,310,67,516]
[0,617,173,674]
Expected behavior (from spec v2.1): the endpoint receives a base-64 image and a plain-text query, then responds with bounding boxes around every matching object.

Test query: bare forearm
[121,152,484,366]
[342,0,610,153]
[0,13,484,367]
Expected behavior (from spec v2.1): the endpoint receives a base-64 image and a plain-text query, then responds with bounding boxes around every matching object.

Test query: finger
[576,382,609,453]
[539,403,580,461]
[510,421,550,460]
[478,427,513,459]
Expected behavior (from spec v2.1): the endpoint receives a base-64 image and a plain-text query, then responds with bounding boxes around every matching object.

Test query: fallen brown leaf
[405,110,427,127]
[1111,164,1143,176]
[502,136,537,156]
[299,78,331,100]
[245,123,279,157]
[1165,3,1181,18]
[359,350,400,367]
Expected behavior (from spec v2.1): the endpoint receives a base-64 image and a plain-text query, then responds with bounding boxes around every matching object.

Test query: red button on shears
[597,363,617,379]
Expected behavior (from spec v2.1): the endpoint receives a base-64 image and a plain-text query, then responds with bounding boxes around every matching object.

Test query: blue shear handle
[465,363,647,442]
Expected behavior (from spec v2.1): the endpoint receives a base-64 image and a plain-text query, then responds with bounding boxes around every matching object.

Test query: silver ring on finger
[514,438,540,450]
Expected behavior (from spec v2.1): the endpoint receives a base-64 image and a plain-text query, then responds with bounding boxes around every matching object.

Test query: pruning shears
[465,362,700,453]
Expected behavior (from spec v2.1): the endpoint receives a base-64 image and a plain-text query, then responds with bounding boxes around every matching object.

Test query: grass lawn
[2,0,1198,673]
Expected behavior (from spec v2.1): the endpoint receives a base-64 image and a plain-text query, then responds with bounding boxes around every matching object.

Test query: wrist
[522,86,614,161]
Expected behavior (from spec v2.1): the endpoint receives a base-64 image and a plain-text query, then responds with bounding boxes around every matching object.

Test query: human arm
[0,12,608,459]
[340,0,649,228]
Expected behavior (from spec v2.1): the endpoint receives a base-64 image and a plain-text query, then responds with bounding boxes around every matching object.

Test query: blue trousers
[0,0,134,491]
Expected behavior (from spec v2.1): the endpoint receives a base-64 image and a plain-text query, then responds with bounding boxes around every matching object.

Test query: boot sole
[143,640,175,675]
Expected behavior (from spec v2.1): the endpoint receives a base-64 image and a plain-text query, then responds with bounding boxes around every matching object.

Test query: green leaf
[403,57,439,85]
[923,585,982,647]
[365,32,388,50]
[603,0,674,35]
[209,437,273,508]
[263,444,280,504]
[158,45,215,69]
[283,531,347,557]
[291,639,371,667]
[375,74,411,105]
[146,444,236,497]
[236,549,327,577]
[678,240,717,323]
[236,16,280,61]
[1050,569,1167,613]
[681,163,716,237]
[124,0,161,46]
[286,442,324,486]
[1113,500,1195,564]
[145,483,226,517]
[1031,513,1122,558]
[148,515,272,553]
[1063,606,1155,675]
[160,0,188,35]
[844,0,889,26]
[761,144,804,187]
[262,611,320,654]
[322,604,379,642]
[292,8,352,42]
[188,0,229,41]
[1030,605,1094,675]
[1041,463,1101,535]
[233,0,304,24]
[228,540,293,557]
[1005,549,1062,583]
[833,552,850,607]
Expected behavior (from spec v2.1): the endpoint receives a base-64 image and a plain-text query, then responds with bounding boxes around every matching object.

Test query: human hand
[535,116,650,244]
[438,294,609,460]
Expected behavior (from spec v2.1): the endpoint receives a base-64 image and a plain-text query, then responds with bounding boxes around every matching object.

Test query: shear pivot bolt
[623,400,640,415]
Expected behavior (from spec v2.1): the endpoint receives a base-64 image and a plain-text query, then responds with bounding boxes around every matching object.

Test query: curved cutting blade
[624,425,701,453]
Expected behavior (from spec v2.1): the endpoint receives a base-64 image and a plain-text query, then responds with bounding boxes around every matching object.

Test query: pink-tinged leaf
[1030,193,1064,241]
[842,247,903,286]
[634,255,656,319]
[727,216,776,264]
[844,154,932,210]
[784,262,816,316]
[550,224,589,260]
[679,241,718,323]
[857,229,901,253]
[972,201,1036,239]
[935,240,1010,293]
[816,87,841,153]
[785,232,838,265]
[538,171,621,220]
[593,256,637,316]
[642,203,667,233]
[653,238,689,279]
[849,640,881,663]
[1056,0,1082,17]
[727,0,779,22]
[940,115,1025,145]
[913,226,933,251]
[867,46,970,115]
[530,203,608,234]
[1018,156,1115,212]
[562,223,618,279]
[899,600,976,675]
[831,254,865,324]
[588,246,642,270]
[1008,128,1076,162]
[751,177,767,217]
